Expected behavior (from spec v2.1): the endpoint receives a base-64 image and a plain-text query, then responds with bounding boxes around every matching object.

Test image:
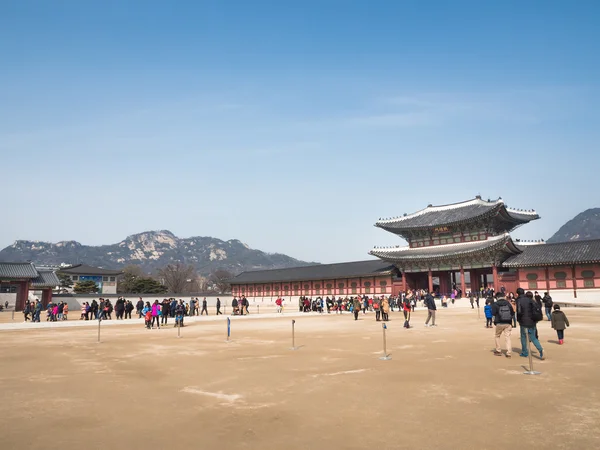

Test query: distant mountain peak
[0,231,317,275]
[547,208,600,243]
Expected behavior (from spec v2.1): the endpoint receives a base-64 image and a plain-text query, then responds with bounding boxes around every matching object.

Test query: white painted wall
[0,293,17,309]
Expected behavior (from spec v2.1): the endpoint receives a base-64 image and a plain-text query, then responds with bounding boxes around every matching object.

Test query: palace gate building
[230,197,600,304]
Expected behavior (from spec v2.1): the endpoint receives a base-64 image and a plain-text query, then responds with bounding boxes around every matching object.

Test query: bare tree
[186,275,209,293]
[210,269,233,293]
[157,263,197,294]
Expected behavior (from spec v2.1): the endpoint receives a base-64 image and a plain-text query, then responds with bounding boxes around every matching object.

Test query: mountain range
[2,208,599,274]
[547,208,600,243]
[0,230,316,275]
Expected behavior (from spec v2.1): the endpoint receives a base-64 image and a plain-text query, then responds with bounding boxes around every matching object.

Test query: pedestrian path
[0,310,326,331]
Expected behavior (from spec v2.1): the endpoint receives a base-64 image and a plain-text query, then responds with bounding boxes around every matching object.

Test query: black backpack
[498,303,512,322]
[531,301,543,322]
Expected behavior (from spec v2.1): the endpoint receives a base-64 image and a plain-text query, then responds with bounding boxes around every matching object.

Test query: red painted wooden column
[401,270,406,294]
[428,269,433,293]
[17,280,29,312]
[545,267,550,293]
[492,265,498,292]
[572,265,578,299]
[460,267,466,297]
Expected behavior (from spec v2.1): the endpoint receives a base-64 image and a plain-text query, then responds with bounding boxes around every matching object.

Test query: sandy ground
[1,307,599,450]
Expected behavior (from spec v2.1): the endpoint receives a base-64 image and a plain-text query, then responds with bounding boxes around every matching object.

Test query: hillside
[0,230,317,275]
[548,208,600,243]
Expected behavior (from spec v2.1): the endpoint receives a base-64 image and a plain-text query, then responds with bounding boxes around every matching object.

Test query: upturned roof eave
[370,236,520,263]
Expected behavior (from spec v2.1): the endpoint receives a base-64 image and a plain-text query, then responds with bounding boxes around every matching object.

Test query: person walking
[352,297,361,320]
[492,292,514,358]
[174,300,185,327]
[23,301,31,322]
[201,297,208,315]
[216,298,222,315]
[125,300,134,319]
[151,300,161,329]
[550,305,570,345]
[381,297,390,322]
[484,300,493,328]
[373,297,381,321]
[403,295,411,328]
[136,298,144,318]
[516,288,544,359]
[542,292,553,321]
[161,299,170,325]
[115,297,125,320]
[424,292,437,327]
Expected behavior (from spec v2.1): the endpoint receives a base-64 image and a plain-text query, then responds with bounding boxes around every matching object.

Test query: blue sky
[1,0,599,263]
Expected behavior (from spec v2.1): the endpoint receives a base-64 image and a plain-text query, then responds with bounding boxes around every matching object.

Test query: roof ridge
[540,237,600,246]
[0,261,35,265]
[236,259,382,276]
[376,197,501,225]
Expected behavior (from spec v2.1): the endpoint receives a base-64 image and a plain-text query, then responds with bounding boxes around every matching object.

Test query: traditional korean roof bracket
[375,196,539,239]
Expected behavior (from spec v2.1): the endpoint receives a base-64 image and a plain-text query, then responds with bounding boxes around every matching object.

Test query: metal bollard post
[290,319,297,350]
[379,323,391,360]
[523,331,541,375]
[226,317,231,343]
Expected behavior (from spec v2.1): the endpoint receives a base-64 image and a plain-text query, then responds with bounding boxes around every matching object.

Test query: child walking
[551,304,570,345]
[484,300,493,328]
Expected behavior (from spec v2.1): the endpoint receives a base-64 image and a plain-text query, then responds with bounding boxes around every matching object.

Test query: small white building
[59,264,123,294]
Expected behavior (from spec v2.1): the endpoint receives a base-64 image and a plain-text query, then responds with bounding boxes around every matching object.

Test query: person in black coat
[125,300,134,319]
[115,298,126,320]
[542,293,553,321]
[516,289,544,359]
[424,292,437,327]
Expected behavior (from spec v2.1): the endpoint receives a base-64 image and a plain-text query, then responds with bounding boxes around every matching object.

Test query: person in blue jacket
[484,300,493,328]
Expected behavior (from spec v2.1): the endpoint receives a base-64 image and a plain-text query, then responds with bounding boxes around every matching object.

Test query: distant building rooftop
[504,238,600,267]
[230,260,396,284]
[58,264,123,276]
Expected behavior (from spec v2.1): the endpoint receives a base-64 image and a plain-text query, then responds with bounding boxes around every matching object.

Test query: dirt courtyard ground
[1,307,599,449]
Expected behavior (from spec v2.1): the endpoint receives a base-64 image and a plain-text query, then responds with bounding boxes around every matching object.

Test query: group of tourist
[22,299,69,322]
[484,288,570,360]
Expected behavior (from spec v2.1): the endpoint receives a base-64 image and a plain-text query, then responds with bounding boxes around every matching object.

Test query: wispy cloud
[343,112,432,127]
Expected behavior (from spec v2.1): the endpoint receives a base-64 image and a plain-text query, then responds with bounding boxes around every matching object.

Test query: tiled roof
[503,239,600,267]
[376,197,539,231]
[370,233,521,262]
[0,262,39,279]
[30,270,60,288]
[230,260,396,284]
[58,264,123,276]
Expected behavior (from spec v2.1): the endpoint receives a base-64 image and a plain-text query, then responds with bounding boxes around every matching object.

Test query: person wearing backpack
[550,304,570,345]
[492,292,514,358]
[516,288,545,360]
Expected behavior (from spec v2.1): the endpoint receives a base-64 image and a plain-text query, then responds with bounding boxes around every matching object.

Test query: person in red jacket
[402,296,412,328]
